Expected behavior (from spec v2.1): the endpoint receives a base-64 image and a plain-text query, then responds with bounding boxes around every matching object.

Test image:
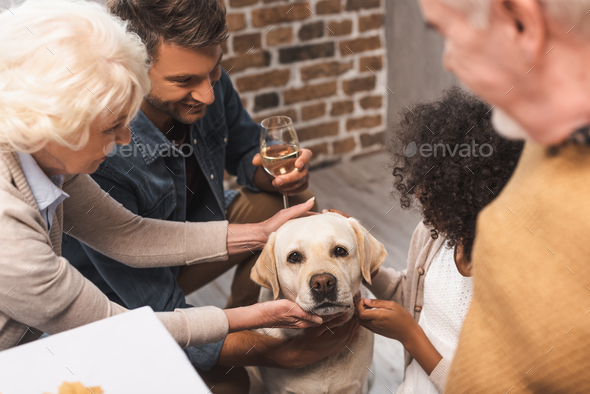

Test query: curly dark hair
[390,87,524,261]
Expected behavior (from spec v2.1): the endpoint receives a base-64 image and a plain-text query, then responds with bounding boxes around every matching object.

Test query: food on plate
[44,382,103,394]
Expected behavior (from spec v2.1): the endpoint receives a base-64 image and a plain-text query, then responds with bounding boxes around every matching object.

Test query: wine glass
[260,116,300,209]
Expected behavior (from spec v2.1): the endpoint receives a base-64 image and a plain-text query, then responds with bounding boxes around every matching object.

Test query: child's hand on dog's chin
[356,299,444,375]
[355,298,418,345]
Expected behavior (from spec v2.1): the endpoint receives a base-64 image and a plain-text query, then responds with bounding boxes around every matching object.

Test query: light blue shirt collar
[16,151,69,232]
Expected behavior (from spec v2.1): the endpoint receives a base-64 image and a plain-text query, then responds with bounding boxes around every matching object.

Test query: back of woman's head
[0,0,151,152]
[390,87,524,260]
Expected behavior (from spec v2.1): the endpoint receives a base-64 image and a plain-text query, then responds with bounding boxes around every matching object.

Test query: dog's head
[251,213,387,316]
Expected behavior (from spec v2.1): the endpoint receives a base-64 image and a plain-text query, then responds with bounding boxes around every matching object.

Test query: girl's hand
[356,298,443,375]
[355,298,419,345]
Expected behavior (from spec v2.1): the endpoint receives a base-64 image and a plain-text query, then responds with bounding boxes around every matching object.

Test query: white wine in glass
[260,116,300,209]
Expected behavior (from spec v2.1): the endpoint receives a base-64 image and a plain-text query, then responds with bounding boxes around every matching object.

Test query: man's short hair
[107,0,229,62]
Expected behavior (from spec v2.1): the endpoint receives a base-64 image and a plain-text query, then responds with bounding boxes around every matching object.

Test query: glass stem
[283,194,289,209]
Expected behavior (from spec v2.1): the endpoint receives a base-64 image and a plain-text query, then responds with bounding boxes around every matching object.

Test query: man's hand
[277,314,361,369]
[252,149,312,195]
[216,314,360,368]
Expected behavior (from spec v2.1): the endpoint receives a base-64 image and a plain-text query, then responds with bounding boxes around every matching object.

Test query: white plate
[0,307,210,394]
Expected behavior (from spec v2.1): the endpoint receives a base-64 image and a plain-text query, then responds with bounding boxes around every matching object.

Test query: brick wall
[219,0,387,167]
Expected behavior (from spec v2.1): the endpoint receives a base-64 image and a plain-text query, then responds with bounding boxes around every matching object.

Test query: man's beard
[491,108,531,141]
[145,93,205,125]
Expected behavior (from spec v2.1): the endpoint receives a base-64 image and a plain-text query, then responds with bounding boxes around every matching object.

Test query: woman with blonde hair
[0,0,322,351]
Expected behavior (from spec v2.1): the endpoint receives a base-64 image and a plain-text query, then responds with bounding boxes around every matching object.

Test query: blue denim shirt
[62,70,261,370]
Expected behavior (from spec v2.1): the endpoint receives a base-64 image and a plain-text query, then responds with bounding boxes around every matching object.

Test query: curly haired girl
[356,87,524,393]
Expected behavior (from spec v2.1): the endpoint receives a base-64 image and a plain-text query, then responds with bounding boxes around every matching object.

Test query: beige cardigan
[0,149,230,351]
[446,143,590,393]
[367,222,452,392]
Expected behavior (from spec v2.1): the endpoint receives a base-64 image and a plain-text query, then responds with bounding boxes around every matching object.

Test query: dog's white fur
[249,213,387,394]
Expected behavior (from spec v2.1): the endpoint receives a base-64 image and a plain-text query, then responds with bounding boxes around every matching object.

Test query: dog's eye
[334,247,348,257]
[287,252,302,263]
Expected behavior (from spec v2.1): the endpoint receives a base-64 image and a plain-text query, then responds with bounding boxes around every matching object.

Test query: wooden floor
[186,152,421,393]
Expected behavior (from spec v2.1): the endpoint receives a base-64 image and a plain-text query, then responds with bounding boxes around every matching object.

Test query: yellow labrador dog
[249,212,387,394]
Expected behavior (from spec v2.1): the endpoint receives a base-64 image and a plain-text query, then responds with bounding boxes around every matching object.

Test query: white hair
[0,0,150,152]
[442,0,590,36]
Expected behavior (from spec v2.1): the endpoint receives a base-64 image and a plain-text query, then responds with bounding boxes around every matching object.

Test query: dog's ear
[251,232,281,300]
[348,217,387,285]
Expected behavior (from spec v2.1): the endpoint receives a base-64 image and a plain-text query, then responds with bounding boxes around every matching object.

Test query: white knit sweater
[400,245,473,394]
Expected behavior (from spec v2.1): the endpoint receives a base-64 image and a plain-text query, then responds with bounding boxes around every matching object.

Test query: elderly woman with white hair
[0,0,322,351]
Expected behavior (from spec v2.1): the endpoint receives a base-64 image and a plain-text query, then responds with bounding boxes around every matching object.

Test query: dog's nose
[310,273,337,295]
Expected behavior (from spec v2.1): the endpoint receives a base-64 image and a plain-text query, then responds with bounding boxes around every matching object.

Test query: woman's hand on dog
[257,197,317,243]
[256,299,324,329]
[227,197,316,255]
[224,299,323,333]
